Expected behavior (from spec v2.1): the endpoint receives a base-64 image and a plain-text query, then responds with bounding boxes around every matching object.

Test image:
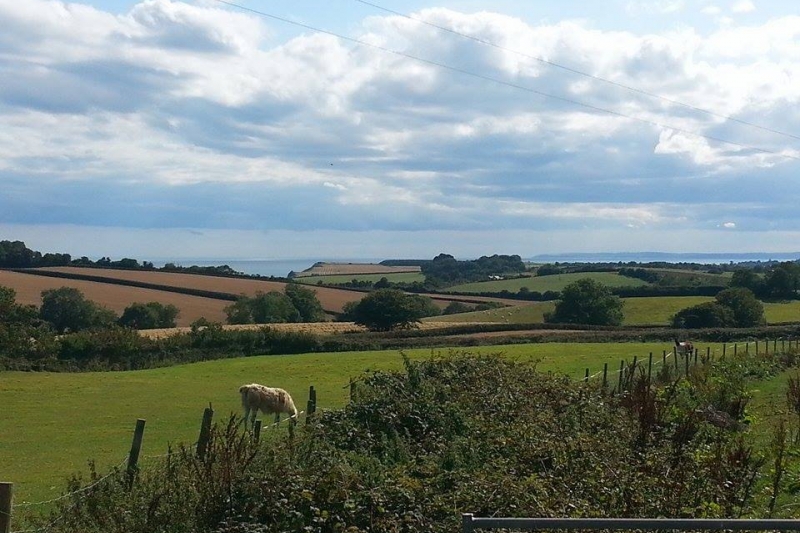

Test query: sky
[1,0,799,261]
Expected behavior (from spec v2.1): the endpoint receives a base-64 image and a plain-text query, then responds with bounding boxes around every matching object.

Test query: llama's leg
[242,406,252,429]
[249,408,257,430]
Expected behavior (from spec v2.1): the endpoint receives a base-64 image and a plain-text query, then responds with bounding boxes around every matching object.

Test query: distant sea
[527,252,800,264]
[152,252,800,278]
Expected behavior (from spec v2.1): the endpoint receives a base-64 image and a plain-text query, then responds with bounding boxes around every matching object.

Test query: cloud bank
[1,0,799,257]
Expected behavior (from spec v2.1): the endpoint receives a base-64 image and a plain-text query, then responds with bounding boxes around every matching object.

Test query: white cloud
[722,222,737,228]
[731,0,756,13]
[1,0,800,246]
[702,5,722,15]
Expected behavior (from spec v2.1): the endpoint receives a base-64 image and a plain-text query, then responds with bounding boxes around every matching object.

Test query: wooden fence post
[723,343,726,359]
[618,360,625,393]
[685,351,690,377]
[706,346,710,363]
[735,343,738,356]
[197,405,214,460]
[253,420,262,444]
[584,368,589,383]
[127,419,146,489]
[602,362,608,389]
[662,350,666,367]
[349,378,356,400]
[775,338,778,353]
[0,482,11,533]
[306,385,316,425]
[648,352,653,383]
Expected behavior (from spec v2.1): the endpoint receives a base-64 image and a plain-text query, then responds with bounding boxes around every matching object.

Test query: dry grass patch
[294,262,421,277]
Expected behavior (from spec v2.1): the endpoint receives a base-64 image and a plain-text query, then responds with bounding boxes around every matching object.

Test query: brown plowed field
[294,262,421,277]
[0,270,229,325]
[38,267,365,313]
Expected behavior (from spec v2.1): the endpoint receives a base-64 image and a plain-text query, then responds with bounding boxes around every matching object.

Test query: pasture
[3,340,717,504]
[426,296,800,326]
[446,272,649,293]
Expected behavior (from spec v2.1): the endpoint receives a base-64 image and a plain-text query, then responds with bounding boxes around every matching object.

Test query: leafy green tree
[284,283,325,322]
[671,302,735,328]
[730,268,763,295]
[443,301,473,315]
[373,277,391,289]
[39,287,117,333]
[714,287,765,327]
[763,262,800,299]
[119,302,179,329]
[224,292,300,324]
[407,294,441,318]
[348,289,428,331]
[544,278,623,325]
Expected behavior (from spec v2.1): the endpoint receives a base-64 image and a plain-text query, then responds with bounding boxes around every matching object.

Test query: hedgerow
[19,353,800,532]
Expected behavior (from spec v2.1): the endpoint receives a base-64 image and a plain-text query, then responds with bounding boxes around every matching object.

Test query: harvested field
[294,262,421,277]
[35,267,366,313]
[0,270,229,325]
[138,321,474,339]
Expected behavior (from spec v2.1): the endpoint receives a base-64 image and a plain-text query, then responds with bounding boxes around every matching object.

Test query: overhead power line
[355,0,800,143]
[212,0,799,161]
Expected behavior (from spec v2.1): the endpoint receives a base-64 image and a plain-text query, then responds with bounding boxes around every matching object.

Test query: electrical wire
[354,0,800,142]
[212,0,800,161]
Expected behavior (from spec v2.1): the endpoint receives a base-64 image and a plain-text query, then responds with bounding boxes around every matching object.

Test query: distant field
[296,272,426,285]
[428,297,710,326]
[643,268,730,286]
[2,340,721,505]
[447,272,649,293]
[0,270,230,325]
[34,267,366,314]
[294,262,421,277]
[763,300,800,323]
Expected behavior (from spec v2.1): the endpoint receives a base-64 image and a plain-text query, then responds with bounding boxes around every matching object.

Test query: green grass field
[296,272,425,285]
[427,297,800,326]
[446,272,649,293]
[427,296,713,325]
[3,340,724,504]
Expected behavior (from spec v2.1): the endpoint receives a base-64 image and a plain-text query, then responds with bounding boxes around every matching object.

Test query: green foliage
[119,302,180,329]
[672,287,766,329]
[224,291,300,324]
[422,253,526,286]
[284,282,326,322]
[348,289,436,331]
[545,278,624,326]
[30,354,781,533]
[672,302,735,328]
[715,287,766,327]
[763,262,800,299]
[39,287,117,333]
[730,268,764,294]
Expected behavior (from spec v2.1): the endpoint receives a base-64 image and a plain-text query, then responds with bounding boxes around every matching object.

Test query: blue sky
[1,0,799,260]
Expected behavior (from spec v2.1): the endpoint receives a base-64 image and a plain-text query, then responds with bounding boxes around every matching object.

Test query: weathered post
[584,368,589,383]
[648,352,653,383]
[775,338,778,353]
[662,350,666,367]
[306,385,316,425]
[694,348,698,366]
[602,362,608,389]
[685,351,690,377]
[735,343,738,356]
[756,340,759,355]
[618,360,625,393]
[706,346,710,364]
[197,405,214,460]
[127,419,146,489]
[0,482,11,533]
[723,343,727,359]
[746,342,750,355]
[253,420,262,444]
[349,378,356,401]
